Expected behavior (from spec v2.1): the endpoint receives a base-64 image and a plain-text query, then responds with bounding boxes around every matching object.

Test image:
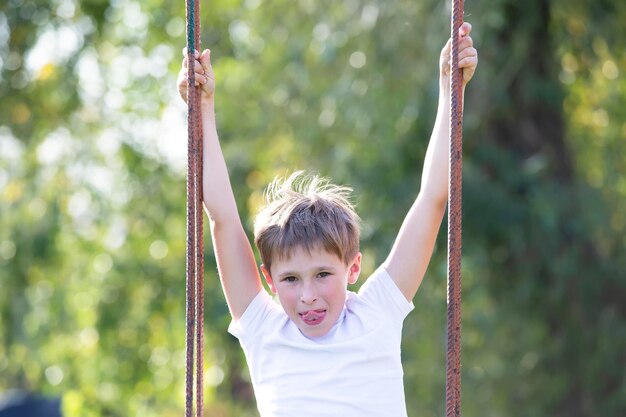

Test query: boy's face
[261,246,361,338]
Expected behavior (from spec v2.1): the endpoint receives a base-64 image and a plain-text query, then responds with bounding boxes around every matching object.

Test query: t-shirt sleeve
[227,290,276,342]
[357,266,414,322]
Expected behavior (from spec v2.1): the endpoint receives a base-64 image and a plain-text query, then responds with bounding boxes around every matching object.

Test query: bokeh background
[1,0,625,416]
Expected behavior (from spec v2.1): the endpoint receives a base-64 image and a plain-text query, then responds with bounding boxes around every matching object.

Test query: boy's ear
[347,252,362,285]
[260,264,277,293]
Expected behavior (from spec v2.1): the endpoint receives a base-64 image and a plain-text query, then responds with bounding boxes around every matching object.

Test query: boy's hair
[254,171,360,272]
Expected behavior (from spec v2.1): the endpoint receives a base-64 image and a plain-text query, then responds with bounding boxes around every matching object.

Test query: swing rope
[185,0,204,416]
[446,0,464,416]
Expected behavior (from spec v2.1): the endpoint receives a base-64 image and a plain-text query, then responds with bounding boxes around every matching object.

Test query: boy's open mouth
[299,309,327,325]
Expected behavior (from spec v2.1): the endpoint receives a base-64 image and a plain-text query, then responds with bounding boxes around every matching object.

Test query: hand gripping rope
[446,0,464,416]
[185,0,204,416]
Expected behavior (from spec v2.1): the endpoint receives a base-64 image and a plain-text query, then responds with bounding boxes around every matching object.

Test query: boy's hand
[177,48,215,103]
[440,22,477,87]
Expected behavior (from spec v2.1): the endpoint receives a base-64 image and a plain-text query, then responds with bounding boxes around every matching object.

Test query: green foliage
[1,0,625,416]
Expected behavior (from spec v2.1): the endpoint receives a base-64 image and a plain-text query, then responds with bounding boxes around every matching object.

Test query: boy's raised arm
[383,23,477,301]
[178,49,262,319]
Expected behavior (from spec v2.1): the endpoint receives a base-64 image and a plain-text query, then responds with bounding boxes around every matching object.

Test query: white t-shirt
[229,266,414,417]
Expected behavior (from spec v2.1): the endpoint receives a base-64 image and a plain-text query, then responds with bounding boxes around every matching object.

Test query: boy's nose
[300,283,318,304]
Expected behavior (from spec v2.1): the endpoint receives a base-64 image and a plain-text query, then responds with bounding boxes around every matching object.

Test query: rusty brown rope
[446,0,464,416]
[192,0,205,415]
[185,0,204,416]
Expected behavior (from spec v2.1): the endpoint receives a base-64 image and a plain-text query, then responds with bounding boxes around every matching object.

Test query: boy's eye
[283,276,297,282]
[317,272,330,278]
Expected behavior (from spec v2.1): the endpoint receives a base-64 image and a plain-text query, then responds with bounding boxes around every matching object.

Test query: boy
[177,23,477,417]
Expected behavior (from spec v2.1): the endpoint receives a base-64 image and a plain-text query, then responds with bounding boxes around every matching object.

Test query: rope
[446,0,464,416]
[185,0,204,416]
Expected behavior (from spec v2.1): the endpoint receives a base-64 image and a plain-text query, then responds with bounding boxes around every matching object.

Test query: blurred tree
[463,1,626,416]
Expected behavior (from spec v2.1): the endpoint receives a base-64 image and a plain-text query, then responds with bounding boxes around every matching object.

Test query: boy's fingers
[459,55,478,68]
[200,49,211,71]
[183,57,205,74]
[458,47,477,61]
[458,49,478,69]
[459,22,472,37]
[182,47,211,73]
[459,36,473,49]
[182,47,201,58]
[458,49,474,66]
[194,60,204,74]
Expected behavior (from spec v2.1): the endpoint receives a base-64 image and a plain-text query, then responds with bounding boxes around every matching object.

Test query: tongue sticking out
[301,309,326,325]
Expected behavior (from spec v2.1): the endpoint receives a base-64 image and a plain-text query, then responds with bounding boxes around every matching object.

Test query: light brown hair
[254,171,360,272]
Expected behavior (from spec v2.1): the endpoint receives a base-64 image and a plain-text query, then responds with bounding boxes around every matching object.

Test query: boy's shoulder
[353,266,414,318]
